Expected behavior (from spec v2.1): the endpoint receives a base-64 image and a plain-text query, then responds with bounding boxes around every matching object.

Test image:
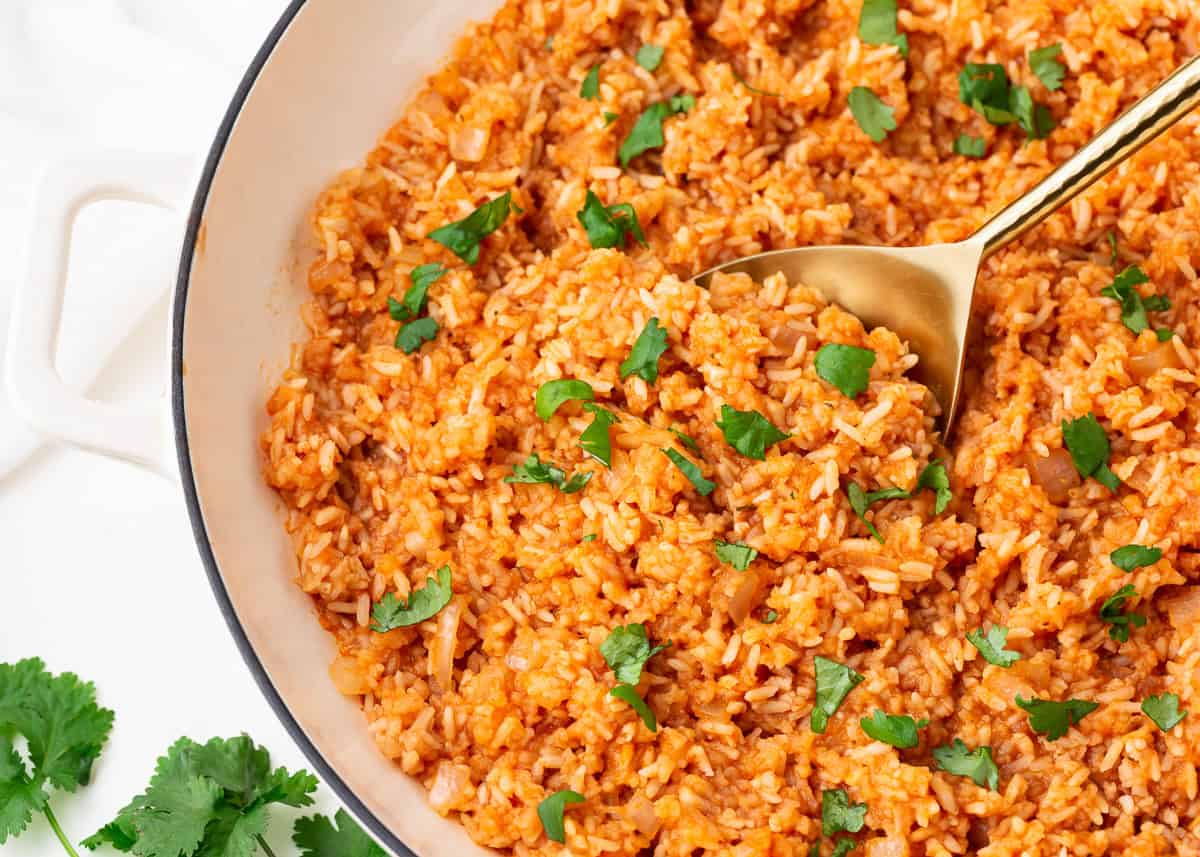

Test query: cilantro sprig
[815,343,876,398]
[859,710,927,748]
[1141,693,1187,732]
[620,318,669,383]
[663,448,715,496]
[1029,44,1066,91]
[1015,695,1099,741]
[1098,584,1146,643]
[848,87,897,142]
[0,659,114,852]
[370,566,454,631]
[811,657,864,734]
[845,482,908,543]
[505,453,593,494]
[966,625,1021,667]
[294,808,386,857]
[857,0,907,56]
[535,379,595,421]
[958,63,1054,140]
[821,789,867,836]
[1110,544,1162,573]
[576,191,647,249]
[715,540,758,571]
[428,191,519,264]
[600,624,668,685]
[1100,266,1170,334]
[580,405,619,467]
[619,95,694,167]
[537,790,584,844]
[715,405,790,460]
[932,738,999,789]
[1061,413,1120,491]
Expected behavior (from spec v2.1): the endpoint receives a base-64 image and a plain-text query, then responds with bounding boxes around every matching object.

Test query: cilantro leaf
[763,610,779,624]
[0,658,114,844]
[1107,231,1120,266]
[715,405,790,460]
[1110,544,1162,573]
[636,44,664,72]
[600,624,668,685]
[859,710,928,748]
[1098,584,1146,643]
[966,625,1020,667]
[811,656,865,734]
[387,263,446,322]
[845,482,909,543]
[1156,327,1175,342]
[609,684,657,731]
[619,96,694,167]
[1101,265,1169,334]
[576,191,647,249]
[932,739,999,790]
[1008,84,1055,139]
[86,735,318,857]
[537,790,585,844]
[428,191,517,264]
[821,789,867,836]
[916,459,952,514]
[815,343,876,398]
[580,65,600,100]
[958,63,1016,124]
[663,448,715,496]
[847,86,897,142]
[1061,413,1120,491]
[1015,695,1099,741]
[603,111,619,126]
[831,839,856,857]
[669,427,700,452]
[294,808,386,857]
[395,316,438,354]
[505,453,593,494]
[1029,44,1065,91]
[1141,693,1187,732]
[857,0,908,56]
[620,317,669,383]
[535,379,595,421]
[715,539,758,571]
[953,134,987,158]
[580,404,619,467]
[370,566,453,631]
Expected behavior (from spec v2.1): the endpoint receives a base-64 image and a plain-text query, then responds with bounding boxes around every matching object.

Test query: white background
[0,2,347,855]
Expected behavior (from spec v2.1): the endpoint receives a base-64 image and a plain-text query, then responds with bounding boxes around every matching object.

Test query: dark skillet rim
[170,2,415,854]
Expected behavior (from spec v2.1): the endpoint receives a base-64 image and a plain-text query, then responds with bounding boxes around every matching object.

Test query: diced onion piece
[728,569,761,625]
[1130,341,1182,382]
[328,654,368,696]
[428,761,469,812]
[1164,586,1200,628]
[449,125,490,163]
[429,599,462,692]
[624,794,660,837]
[769,325,810,354]
[865,837,907,857]
[1027,448,1080,504]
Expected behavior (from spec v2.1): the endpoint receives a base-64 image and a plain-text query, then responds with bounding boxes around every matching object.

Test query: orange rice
[262,0,1200,853]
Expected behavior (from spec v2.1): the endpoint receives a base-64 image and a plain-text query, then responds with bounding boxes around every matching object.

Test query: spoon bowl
[699,53,1200,432]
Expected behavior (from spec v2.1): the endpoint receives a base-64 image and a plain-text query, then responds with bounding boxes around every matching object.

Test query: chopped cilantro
[966,625,1020,667]
[603,111,619,126]
[582,533,597,542]
[636,44,664,72]
[845,482,909,543]
[0,658,114,848]
[763,610,779,624]
[294,808,387,857]
[1142,693,1187,732]
[932,739,999,789]
[1106,231,1120,266]
[581,65,600,100]
[580,404,619,467]
[1015,695,1099,741]
[715,539,758,571]
[609,684,657,731]
[1101,265,1169,334]
[505,453,593,494]
[620,318,669,382]
[1009,84,1055,139]
[953,134,987,158]
[1110,544,1161,573]
[715,405,790,459]
[663,448,715,496]
[1098,584,1146,643]
[537,790,584,844]
[669,427,700,452]
[958,63,1053,139]
[732,70,781,97]
[815,343,876,398]
[1061,413,1120,491]
[1029,44,1066,91]
[859,710,928,748]
[619,95,694,167]
[811,656,865,734]
[576,190,647,249]
[600,624,667,685]
[535,379,595,421]
[848,86,897,142]
[388,263,446,321]
[428,191,518,264]
[85,735,317,857]
[395,316,439,354]
[831,840,857,857]
[916,459,952,514]
[857,0,908,57]
[821,789,867,836]
[1156,327,1175,342]
[371,566,453,631]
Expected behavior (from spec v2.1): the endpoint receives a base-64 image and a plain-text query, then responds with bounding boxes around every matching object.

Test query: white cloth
[0,3,347,855]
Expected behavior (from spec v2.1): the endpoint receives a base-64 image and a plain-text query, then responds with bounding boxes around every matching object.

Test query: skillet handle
[4,151,195,478]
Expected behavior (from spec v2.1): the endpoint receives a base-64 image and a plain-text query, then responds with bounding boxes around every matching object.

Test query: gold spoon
[697,55,1200,432]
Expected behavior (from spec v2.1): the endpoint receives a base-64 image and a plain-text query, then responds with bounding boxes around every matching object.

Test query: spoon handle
[974,53,1200,258]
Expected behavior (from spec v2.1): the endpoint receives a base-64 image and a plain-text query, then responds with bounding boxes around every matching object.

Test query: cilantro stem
[43,805,81,857]
[256,833,279,857]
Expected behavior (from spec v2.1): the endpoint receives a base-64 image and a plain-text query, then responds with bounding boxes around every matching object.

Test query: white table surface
[0,1,347,854]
